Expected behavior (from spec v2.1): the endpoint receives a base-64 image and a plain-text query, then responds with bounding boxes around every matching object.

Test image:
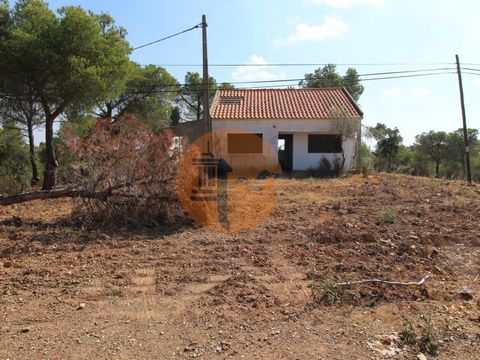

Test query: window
[220,96,243,105]
[278,139,285,151]
[308,134,342,153]
[227,133,263,154]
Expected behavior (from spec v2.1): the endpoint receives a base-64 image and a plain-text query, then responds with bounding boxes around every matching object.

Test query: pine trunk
[27,118,40,186]
[41,117,57,190]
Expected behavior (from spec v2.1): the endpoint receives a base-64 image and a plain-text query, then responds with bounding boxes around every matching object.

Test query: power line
[461,67,480,73]
[0,69,459,99]
[132,23,202,51]
[231,68,456,86]
[359,71,457,82]
[462,71,480,76]
[141,62,455,68]
[214,72,457,89]
[108,67,456,90]
[359,67,454,76]
[118,71,459,93]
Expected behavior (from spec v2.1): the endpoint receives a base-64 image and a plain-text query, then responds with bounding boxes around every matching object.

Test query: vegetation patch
[380,207,396,224]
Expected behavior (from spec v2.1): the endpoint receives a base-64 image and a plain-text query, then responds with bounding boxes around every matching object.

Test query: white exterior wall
[213,119,360,171]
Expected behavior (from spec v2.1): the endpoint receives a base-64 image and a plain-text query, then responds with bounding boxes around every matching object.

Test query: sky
[40,0,480,145]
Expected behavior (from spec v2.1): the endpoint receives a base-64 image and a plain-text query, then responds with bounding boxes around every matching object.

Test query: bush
[359,142,374,178]
[399,315,440,356]
[380,207,396,224]
[257,170,278,179]
[308,268,345,305]
[307,157,342,178]
[0,126,31,193]
[0,175,22,195]
[61,115,184,227]
[361,157,373,178]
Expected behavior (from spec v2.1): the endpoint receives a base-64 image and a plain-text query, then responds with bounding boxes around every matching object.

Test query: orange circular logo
[176,128,281,233]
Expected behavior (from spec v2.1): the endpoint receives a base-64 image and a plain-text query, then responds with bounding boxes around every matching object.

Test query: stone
[416,353,427,360]
[459,287,473,300]
[430,247,440,258]
[77,303,86,310]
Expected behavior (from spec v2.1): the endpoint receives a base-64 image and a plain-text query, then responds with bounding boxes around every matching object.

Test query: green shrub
[380,207,396,224]
[310,276,343,305]
[399,315,440,356]
[0,175,22,195]
[0,126,31,193]
[399,320,417,346]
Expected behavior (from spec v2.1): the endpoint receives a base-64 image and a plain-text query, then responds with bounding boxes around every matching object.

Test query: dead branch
[0,187,115,206]
[2,117,184,226]
[336,275,430,287]
[0,185,178,206]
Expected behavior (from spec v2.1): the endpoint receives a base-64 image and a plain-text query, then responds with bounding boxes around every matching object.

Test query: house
[174,87,363,174]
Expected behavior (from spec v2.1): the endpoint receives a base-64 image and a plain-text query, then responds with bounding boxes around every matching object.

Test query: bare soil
[1,174,479,359]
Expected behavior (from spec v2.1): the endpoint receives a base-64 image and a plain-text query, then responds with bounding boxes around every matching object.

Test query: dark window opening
[308,134,342,153]
[227,133,263,154]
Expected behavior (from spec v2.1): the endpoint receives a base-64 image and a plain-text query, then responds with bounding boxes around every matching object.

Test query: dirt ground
[1,174,479,359]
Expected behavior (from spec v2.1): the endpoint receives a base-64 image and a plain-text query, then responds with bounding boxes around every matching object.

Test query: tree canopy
[0,0,132,189]
[177,72,233,122]
[0,122,30,193]
[0,92,43,185]
[413,131,448,177]
[300,64,364,102]
[91,64,178,130]
[370,123,403,172]
[177,72,217,122]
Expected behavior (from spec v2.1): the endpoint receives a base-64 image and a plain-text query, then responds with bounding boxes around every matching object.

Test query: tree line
[363,124,479,180]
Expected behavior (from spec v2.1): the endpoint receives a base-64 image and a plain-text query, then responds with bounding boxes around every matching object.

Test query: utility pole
[455,54,472,184]
[201,14,212,153]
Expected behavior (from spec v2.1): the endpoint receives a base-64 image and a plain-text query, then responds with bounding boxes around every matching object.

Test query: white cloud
[411,87,430,97]
[231,55,287,82]
[277,16,349,44]
[383,88,405,97]
[305,0,384,8]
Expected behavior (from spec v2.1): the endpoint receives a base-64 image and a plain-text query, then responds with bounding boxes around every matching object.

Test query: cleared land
[1,174,479,359]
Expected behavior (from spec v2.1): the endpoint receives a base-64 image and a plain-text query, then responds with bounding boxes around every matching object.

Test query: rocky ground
[0,174,479,359]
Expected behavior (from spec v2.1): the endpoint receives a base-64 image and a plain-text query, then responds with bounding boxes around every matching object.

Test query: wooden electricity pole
[455,54,472,184]
[201,15,212,153]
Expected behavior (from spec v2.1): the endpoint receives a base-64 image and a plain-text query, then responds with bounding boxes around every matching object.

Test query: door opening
[278,134,293,172]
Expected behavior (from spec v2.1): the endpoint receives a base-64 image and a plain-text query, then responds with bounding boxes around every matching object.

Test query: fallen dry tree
[0,182,178,206]
[0,187,117,206]
[1,116,186,226]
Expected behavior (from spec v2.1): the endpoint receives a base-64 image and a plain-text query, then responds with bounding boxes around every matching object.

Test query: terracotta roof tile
[210,88,362,120]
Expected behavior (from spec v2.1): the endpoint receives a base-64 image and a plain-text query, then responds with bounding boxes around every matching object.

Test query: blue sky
[43,0,480,145]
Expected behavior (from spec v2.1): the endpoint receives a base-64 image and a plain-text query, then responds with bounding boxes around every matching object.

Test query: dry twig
[337,275,430,287]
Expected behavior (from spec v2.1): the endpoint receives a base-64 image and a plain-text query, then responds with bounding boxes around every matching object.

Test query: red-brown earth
[0,174,479,359]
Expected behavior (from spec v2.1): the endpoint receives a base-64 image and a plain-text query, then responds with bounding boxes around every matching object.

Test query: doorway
[278,134,293,172]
